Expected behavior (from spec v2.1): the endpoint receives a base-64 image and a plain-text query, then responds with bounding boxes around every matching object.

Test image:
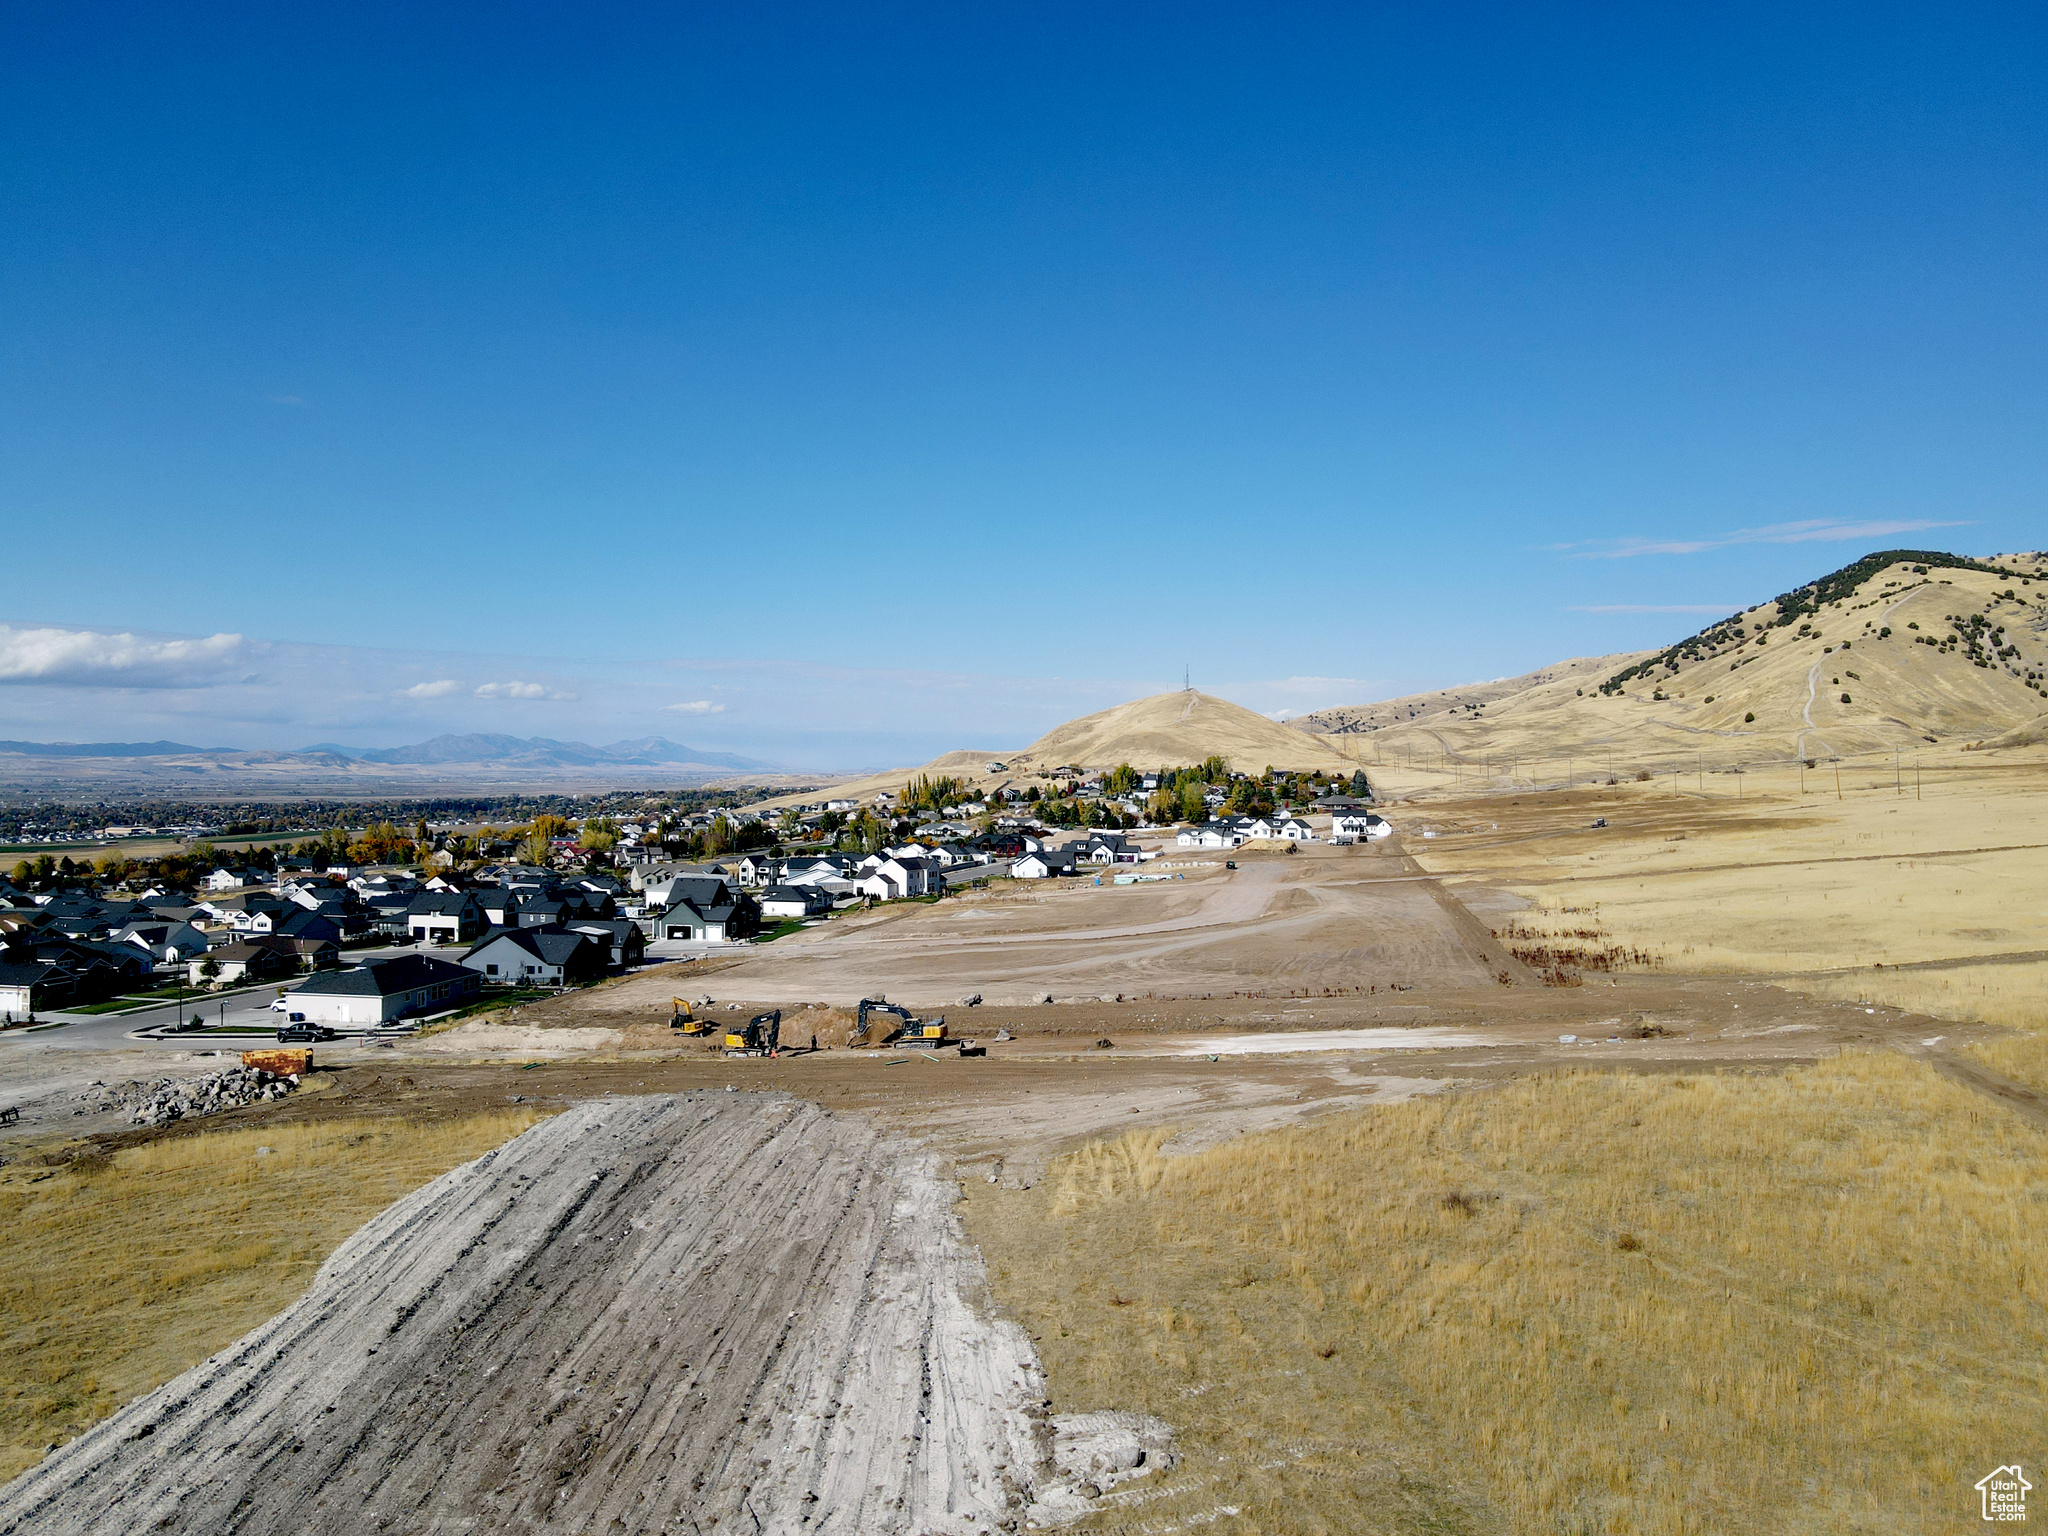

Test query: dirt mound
[0,1093,1155,1535]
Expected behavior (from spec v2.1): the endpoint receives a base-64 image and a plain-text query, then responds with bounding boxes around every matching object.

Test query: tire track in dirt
[0,1094,1095,1535]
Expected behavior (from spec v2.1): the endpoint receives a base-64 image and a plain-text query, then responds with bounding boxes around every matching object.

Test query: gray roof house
[287,954,479,1028]
[459,927,608,987]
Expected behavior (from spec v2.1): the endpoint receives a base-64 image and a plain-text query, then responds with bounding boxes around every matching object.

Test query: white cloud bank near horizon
[0,621,1435,770]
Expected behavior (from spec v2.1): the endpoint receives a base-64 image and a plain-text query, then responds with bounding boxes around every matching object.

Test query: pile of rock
[76,1068,299,1128]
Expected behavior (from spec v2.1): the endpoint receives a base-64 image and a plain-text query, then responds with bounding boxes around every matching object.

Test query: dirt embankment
[0,1094,1163,1535]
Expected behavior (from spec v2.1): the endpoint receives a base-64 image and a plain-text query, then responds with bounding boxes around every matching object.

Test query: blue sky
[3,3,2042,768]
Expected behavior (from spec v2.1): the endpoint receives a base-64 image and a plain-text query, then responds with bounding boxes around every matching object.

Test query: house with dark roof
[759,885,829,919]
[643,876,758,943]
[406,890,484,945]
[459,926,608,987]
[0,961,71,1018]
[565,918,645,968]
[190,940,295,987]
[288,954,480,1028]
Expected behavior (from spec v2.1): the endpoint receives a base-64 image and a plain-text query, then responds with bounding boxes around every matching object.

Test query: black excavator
[722,1009,782,1057]
[850,997,972,1051]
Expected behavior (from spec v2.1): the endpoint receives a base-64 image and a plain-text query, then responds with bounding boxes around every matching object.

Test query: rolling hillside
[1014,690,1359,774]
[1294,549,2048,770]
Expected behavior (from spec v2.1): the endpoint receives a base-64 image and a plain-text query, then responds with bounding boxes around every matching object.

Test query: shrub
[1744,712,1755,723]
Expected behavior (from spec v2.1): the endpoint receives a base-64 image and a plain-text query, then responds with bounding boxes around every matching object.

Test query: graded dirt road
[0,1093,1123,1536]
[616,840,1524,1008]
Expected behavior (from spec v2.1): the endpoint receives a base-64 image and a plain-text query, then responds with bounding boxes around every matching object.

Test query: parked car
[276,1020,336,1042]
[268,997,294,1013]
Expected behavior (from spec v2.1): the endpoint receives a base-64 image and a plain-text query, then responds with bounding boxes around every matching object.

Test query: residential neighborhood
[0,760,1380,1027]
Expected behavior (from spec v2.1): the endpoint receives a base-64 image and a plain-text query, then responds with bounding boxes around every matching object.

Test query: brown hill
[1293,549,2048,770]
[1014,690,1360,774]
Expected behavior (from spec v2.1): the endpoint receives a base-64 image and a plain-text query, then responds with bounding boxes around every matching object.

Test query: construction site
[3,551,2046,1533]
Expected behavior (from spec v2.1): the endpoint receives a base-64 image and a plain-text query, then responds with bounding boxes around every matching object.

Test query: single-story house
[641,876,758,943]
[759,884,829,919]
[459,926,608,988]
[288,954,481,1028]
[113,920,211,967]
[1175,825,1244,849]
[1012,850,1078,880]
[190,940,294,987]
[565,918,645,968]
[0,961,71,1018]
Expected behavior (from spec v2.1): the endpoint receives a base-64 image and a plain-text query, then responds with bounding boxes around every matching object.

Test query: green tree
[1179,781,1207,823]
[1201,755,1229,783]
[1105,763,1138,797]
[580,816,621,855]
[520,829,552,865]
[11,860,31,884]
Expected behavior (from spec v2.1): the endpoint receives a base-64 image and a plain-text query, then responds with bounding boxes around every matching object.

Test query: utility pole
[1834,760,1842,801]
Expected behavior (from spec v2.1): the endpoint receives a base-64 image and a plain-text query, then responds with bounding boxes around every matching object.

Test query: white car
[268,997,294,1013]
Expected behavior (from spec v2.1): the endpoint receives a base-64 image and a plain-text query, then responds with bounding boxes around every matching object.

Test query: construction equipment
[850,998,949,1049]
[670,998,712,1034]
[723,1010,782,1057]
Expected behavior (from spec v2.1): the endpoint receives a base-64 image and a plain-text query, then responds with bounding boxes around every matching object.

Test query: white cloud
[267,393,307,406]
[1567,604,1744,614]
[0,624,245,687]
[664,700,726,715]
[474,681,578,701]
[1560,518,1971,560]
[397,679,462,698]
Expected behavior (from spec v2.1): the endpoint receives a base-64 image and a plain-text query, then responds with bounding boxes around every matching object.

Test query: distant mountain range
[296,734,775,771]
[0,732,788,793]
[0,739,229,758]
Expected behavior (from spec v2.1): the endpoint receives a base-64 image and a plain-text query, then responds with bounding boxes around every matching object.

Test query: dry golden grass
[1411,753,2048,1098]
[0,1111,545,1479]
[965,1053,2047,1534]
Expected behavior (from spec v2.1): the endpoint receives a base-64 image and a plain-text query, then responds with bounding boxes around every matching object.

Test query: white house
[1331,809,1392,842]
[1175,825,1244,850]
[855,857,942,901]
[1012,850,1077,879]
[203,868,251,892]
[288,955,480,1029]
[759,884,829,919]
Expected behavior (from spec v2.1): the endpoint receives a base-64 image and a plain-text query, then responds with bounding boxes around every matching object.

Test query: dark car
[277,1020,337,1043]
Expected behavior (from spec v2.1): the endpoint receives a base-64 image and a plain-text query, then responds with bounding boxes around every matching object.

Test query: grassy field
[965,1051,2046,1535]
[0,1110,545,1480]
[1404,750,2048,1098]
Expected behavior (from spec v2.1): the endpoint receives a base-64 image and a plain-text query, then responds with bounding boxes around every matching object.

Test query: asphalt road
[14,942,466,1053]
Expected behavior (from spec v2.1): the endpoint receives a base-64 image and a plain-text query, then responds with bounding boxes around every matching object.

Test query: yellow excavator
[850,998,951,1049]
[723,1010,782,1057]
[670,998,713,1035]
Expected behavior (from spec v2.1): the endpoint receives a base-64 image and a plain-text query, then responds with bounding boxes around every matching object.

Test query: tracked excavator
[849,997,972,1051]
[669,998,713,1035]
[722,1009,782,1057]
